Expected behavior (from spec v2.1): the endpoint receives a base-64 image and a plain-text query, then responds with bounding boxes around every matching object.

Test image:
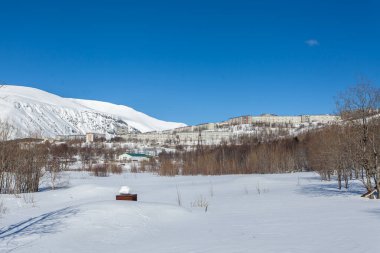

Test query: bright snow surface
[0,85,185,136]
[1,172,380,253]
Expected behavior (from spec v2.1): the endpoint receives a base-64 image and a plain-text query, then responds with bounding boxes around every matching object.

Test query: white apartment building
[122,130,238,146]
[56,134,86,141]
[120,113,340,147]
[229,114,340,126]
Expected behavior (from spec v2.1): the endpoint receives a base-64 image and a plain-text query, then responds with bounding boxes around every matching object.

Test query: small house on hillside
[118,153,151,162]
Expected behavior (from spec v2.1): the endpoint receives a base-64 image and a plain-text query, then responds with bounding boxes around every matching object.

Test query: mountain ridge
[0,85,186,138]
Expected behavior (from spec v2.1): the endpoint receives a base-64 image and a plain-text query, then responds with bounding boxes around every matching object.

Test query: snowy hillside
[69,98,185,133]
[0,85,185,138]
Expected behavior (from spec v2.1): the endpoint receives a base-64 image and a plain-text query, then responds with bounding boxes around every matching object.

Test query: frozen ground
[0,172,379,253]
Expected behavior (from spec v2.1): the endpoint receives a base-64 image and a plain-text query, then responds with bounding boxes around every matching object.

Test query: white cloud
[305,39,319,47]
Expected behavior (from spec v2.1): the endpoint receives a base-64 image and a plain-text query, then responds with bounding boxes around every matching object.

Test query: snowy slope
[70,99,185,133]
[0,85,185,138]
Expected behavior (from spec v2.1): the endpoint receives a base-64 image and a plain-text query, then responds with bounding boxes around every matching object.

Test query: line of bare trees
[0,122,127,193]
[149,135,307,176]
[0,122,48,193]
[307,82,380,195]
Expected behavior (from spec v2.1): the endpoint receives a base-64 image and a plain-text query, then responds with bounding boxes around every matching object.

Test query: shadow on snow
[38,185,71,192]
[0,206,79,241]
[296,180,365,197]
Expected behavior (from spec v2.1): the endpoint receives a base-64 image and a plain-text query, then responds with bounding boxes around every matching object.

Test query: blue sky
[0,0,379,125]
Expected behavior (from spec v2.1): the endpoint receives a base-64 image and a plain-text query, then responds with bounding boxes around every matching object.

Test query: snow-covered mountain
[0,85,185,138]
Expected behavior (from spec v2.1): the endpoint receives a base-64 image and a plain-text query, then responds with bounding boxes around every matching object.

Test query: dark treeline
[0,124,126,194]
[0,136,46,194]
[186,137,306,175]
[306,120,380,191]
[306,82,380,194]
[142,135,308,176]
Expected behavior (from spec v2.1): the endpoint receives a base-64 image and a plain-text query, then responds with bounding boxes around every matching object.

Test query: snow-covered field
[1,172,379,253]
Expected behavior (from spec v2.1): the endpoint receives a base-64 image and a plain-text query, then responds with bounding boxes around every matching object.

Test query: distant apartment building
[194,123,216,131]
[229,114,340,126]
[174,126,195,133]
[174,123,217,133]
[56,134,86,142]
[86,133,106,143]
[304,115,341,123]
[252,114,302,125]
[122,130,236,146]
[120,113,341,147]
[218,121,230,127]
[228,115,253,125]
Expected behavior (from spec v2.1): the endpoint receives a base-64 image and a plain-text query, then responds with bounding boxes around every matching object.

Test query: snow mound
[119,186,130,194]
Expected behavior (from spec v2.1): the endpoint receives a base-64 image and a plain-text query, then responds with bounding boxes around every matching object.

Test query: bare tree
[336,81,380,194]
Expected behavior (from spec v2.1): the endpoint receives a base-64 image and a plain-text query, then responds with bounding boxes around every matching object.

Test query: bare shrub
[176,185,182,206]
[92,164,109,177]
[108,163,122,174]
[130,164,139,173]
[209,181,214,197]
[0,199,7,217]
[0,126,48,194]
[256,182,269,195]
[46,157,63,190]
[244,186,249,194]
[159,152,178,176]
[22,192,37,207]
[129,158,160,173]
[256,182,261,195]
[190,195,209,212]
